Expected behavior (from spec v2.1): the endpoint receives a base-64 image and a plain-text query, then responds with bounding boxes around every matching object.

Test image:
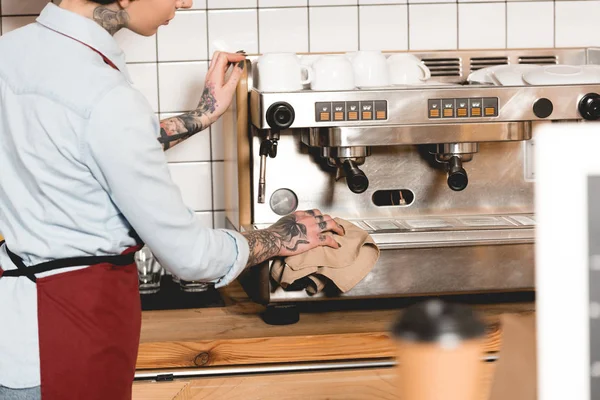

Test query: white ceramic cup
[255,52,312,92]
[351,50,390,88]
[310,55,355,91]
[387,54,431,85]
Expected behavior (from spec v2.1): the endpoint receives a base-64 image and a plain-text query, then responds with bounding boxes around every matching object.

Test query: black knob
[266,102,295,131]
[342,160,369,194]
[533,98,553,119]
[447,156,468,192]
[579,93,600,121]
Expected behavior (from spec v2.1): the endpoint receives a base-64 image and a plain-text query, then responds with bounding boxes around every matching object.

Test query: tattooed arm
[241,210,345,268]
[158,85,215,150]
[158,52,246,150]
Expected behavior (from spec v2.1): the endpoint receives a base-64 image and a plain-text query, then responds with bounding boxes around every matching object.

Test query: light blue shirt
[0,3,249,388]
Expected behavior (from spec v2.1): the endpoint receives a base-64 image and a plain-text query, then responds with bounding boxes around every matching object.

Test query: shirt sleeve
[81,83,249,283]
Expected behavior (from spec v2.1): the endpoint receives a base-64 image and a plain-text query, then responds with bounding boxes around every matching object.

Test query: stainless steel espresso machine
[222,48,600,312]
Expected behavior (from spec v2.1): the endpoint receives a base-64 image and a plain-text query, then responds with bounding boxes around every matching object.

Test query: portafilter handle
[342,160,369,194]
[447,156,468,192]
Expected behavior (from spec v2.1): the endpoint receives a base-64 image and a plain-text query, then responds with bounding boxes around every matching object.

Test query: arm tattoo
[93,7,129,35]
[243,230,281,268]
[158,83,218,150]
[243,215,310,267]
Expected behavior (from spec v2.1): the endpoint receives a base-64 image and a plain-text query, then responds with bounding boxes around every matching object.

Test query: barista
[0,1,345,399]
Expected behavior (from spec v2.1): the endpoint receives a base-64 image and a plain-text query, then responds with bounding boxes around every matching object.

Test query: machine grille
[421,58,461,77]
[517,55,557,65]
[469,57,509,71]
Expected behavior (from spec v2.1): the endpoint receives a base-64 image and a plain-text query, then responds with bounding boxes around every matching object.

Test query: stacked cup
[253,51,431,93]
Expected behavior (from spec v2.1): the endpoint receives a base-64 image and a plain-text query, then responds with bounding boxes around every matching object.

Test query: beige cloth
[270,218,380,295]
[489,313,537,400]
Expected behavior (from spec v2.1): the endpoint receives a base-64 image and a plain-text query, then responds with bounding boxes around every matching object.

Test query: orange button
[319,112,330,121]
[485,107,496,116]
[429,109,440,118]
[334,112,344,121]
[362,111,372,120]
[457,109,467,117]
[376,111,386,120]
[443,109,454,117]
[348,111,359,120]
[471,108,481,116]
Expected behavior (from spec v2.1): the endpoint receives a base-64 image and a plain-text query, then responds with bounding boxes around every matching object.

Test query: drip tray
[356,214,535,249]
[250,214,535,250]
[354,214,535,232]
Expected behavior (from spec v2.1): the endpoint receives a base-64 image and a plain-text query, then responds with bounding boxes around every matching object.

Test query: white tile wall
[458,2,505,49]
[2,0,600,224]
[409,4,457,50]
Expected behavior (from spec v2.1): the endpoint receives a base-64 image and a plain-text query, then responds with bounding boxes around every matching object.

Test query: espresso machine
[222,48,600,311]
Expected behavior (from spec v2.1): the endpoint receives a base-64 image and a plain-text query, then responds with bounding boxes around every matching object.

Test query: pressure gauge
[269,189,298,216]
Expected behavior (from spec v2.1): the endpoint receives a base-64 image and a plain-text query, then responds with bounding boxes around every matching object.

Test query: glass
[135,246,163,294]
[179,279,212,293]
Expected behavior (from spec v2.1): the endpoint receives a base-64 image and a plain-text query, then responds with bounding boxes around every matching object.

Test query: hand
[268,210,345,257]
[200,51,247,125]
[157,51,246,150]
[242,210,345,268]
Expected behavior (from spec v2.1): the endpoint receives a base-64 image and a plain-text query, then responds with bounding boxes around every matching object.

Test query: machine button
[456,98,469,118]
[332,102,346,121]
[428,99,441,118]
[374,100,388,120]
[315,102,332,122]
[533,98,553,119]
[578,93,600,120]
[469,98,483,117]
[360,101,374,120]
[442,99,455,118]
[483,97,499,117]
[347,101,360,121]
[266,102,295,130]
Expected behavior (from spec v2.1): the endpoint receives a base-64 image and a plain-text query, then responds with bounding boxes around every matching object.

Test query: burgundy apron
[0,243,142,400]
[0,27,143,400]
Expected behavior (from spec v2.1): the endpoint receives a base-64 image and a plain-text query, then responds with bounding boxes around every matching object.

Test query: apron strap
[37,23,120,71]
[2,248,139,282]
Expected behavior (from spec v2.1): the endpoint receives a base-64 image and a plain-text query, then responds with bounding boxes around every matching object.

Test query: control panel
[428,97,499,119]
[315,101,388,122]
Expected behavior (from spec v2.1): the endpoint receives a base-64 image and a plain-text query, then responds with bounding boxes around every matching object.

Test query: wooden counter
[135,283,535,399]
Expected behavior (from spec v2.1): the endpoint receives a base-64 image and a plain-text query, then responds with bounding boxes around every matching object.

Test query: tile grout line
[356,2,360,50]
[505,0,508,49]
[307,1,311,52]
[256,0,260,55]
[406,2,411,51]
[456,0,459,50]
[205,3,217,229]
[155,29,161,117]
[553,0,556,48]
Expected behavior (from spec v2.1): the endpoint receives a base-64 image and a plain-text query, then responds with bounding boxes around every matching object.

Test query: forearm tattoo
[243,230,281,268]
[93,7,129,35]
[243,215,310,267]
[158,83,218,150]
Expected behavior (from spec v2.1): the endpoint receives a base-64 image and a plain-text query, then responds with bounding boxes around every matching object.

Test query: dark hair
[89,0,118,4]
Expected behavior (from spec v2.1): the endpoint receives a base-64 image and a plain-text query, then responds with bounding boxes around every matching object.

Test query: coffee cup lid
[391,299,486,343]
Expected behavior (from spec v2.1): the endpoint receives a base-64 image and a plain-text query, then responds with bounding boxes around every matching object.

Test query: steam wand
[257,131,279,204]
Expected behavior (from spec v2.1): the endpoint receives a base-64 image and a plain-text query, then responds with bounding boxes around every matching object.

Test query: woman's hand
[158,51,246,150]
[201,51,247,124]
[242,210,345,268]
